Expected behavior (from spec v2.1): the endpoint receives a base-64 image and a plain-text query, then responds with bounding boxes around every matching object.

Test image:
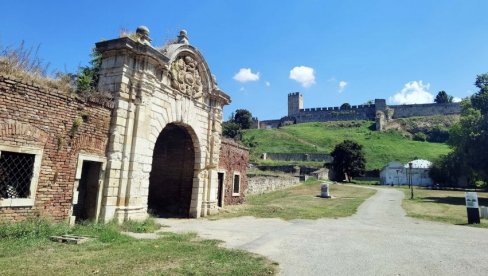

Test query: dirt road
[157,187,488,275]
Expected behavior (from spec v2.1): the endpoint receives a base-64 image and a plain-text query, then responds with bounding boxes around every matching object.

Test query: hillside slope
[243,121,451,170]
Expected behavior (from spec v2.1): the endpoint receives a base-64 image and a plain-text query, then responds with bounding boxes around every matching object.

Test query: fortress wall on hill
[259,94,462,129]
[391,103,461,119]
[295,105,376,123]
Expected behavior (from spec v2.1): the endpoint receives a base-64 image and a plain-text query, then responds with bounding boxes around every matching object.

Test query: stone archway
[148,123,195,218]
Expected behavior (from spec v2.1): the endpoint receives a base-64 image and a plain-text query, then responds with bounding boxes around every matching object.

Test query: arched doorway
[148,123,195,217]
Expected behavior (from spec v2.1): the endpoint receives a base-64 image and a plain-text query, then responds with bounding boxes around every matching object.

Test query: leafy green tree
[442,73,488,184]
[222,109,255,139]
[472,73,488,114]
[234,109,253,129]
[330,140,366,182]
[429,152,472,187]
[222,121,241,139]
[340,103,351,110]
[434,91,453,104]
[76,48,102,94]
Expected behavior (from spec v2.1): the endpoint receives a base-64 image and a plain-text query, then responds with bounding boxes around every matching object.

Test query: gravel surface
[156,186,488,275]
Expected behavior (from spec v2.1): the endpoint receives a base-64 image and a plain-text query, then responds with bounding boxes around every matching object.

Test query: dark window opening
[0,151,35,199]
[233,174,240,194]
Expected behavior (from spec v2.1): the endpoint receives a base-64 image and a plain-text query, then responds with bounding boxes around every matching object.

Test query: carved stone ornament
[170,56,204,99]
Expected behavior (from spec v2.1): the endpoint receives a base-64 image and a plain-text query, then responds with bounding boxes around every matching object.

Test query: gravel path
[155,187,488,275]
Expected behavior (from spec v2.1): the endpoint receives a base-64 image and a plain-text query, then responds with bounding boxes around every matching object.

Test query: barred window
[0,151,35,199]
[233,174,240,195]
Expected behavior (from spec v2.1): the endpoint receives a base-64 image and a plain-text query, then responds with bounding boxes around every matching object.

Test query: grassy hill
[242,121,451,170]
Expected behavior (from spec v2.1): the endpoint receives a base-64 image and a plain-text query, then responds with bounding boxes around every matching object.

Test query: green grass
[244,121,451,170]
[212,180,376,220]
[0,218,277,275]
[401,188,488,228]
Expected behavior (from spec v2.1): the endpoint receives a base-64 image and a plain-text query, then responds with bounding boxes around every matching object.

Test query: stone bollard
[321,183,331,198]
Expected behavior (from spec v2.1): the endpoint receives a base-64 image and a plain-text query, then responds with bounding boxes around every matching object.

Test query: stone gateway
[0,27,234,223]
[96,27,230,222]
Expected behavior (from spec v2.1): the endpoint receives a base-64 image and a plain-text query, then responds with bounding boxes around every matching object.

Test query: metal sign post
[465,192,480,224]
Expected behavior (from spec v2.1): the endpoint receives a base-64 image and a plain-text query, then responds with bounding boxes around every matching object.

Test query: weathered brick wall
[218,138,249,205]
[0,75,112,222]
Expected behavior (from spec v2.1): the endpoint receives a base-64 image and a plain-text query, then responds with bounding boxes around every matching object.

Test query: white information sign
[465,192,479,208]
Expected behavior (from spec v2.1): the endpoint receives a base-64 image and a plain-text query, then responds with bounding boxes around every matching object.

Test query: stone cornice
[96,37,169,65]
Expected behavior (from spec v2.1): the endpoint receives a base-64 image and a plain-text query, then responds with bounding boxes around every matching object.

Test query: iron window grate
[0,151,35,199]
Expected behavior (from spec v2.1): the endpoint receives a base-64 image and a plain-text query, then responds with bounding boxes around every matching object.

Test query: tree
[330,140,366,182]
[429,152,472,187]
[233,109,253,129]
[439,73,488,185]
[434,91,453,104]
[222,121,240,139]
[76,48,102,94]
[340,103,351,110]
[472,73,488,114]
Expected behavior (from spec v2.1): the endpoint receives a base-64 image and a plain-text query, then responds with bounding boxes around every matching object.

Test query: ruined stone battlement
[260,93,461,129]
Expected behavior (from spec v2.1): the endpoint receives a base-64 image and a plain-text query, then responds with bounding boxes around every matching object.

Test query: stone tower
[288,92,303,116]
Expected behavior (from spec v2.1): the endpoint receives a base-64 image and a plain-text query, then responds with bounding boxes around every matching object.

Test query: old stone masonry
[259,92,461,129]
[95,27,231,222]
[0,26,250,224]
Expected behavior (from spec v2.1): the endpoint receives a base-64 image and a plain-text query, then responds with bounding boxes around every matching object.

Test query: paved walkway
[155,187,488,275]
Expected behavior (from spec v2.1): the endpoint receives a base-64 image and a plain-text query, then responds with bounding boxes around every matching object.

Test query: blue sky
[1,1,487,120]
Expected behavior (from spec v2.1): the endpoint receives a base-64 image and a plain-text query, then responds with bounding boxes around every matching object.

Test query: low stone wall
[247,175,300,195]
[263,153,332,162]
[256,165,322,175]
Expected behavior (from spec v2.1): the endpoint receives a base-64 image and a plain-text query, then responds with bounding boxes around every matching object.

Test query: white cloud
[389,81,434,104]
[265,81,271,87]
[289,66,316,88]
[338,81,348,93]
[233,68,260,83]
[452,97,462,103]
[239,87,245,92]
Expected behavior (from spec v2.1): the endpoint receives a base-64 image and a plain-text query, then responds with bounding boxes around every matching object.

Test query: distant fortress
[259,92,461,130]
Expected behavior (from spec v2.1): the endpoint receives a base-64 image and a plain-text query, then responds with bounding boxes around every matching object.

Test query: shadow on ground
[422,196,488,206]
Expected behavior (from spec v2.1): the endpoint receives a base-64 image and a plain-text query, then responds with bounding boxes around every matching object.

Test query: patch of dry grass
[402,188,488,228]
[0,42,74,93]
[213,180,376,220]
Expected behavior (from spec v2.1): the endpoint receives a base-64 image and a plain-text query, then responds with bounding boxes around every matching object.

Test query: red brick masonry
[218,138,249,205]
[0,75,112,222]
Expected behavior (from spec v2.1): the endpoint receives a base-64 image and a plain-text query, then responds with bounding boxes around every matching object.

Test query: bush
[427,126,450,143]
[413,132,427,141]
[119,218,160,233]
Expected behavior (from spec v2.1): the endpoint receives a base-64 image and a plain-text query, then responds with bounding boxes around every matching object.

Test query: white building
[380,159,433,187]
